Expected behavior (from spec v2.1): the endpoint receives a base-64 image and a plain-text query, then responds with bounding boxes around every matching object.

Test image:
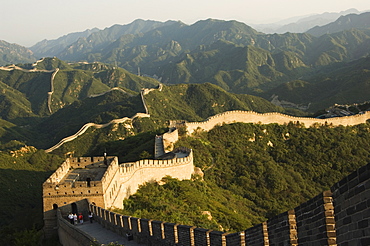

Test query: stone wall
[109,148,194,208]
[42,157,119,212]
[45,113,150,153]
[77,162,370,246]
[162,128,179,152]
[44,148,193,212]
[57,209,96,246]
[44,148,194,239]
[331,163,370,245]
[185,111,370,135]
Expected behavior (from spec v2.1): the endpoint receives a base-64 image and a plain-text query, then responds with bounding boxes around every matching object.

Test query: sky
[1,0,369,47]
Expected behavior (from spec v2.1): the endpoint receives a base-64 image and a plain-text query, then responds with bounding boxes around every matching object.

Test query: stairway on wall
[154,135,165,158]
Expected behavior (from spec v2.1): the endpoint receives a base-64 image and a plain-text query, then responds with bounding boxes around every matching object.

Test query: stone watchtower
[43,155,120,237]
[43,128,195,238]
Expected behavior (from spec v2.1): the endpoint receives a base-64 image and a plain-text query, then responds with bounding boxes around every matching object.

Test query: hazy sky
[1,0,369,47]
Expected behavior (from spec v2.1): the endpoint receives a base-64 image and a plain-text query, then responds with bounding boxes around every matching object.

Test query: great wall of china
[43,130,194,239]
[184,110,370,135]
[44,112,150,153]
[45,103,370,245]
[0,57,59,114]
[42,101,370,245]
[14,60,366,244]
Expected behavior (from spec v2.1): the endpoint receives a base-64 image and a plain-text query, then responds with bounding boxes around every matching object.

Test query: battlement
[185,110,370,134]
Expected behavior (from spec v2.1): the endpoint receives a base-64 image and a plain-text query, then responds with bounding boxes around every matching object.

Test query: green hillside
[265,56,370,112]
[306,12,370,37]
[159,40,308,93]
[0,58,160,121]
[30,82,288,152]
[0,146,63,245]
[144,83,287,121]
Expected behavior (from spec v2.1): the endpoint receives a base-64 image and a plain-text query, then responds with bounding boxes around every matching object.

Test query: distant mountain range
[23,14,370,96]
[306,11,370,36]
[0,40,36,65]
[30,19,177,59]
[251,8,363,34]
[0,11,369,115]
[30,28,100,58]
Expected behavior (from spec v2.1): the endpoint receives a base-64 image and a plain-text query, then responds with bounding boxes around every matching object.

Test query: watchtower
[43,156,119,237]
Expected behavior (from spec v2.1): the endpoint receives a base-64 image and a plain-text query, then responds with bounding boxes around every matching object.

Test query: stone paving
[76,221,144,245]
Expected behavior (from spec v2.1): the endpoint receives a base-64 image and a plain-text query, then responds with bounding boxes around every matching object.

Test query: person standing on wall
[88,211,93,223]
[68,212,74,224]
[78,213,83,224]
[73,213,78,225]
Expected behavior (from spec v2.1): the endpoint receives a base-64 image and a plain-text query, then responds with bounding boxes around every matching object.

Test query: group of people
[68,211,94,225]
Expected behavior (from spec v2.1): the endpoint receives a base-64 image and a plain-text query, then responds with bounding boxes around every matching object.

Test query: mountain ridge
[306,11,370,36]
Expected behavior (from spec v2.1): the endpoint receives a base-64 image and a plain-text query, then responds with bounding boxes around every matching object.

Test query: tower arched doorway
[71,202,78,214]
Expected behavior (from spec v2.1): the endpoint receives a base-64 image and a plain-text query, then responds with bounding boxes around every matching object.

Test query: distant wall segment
[185,111,370,135]
[44,112,150,153]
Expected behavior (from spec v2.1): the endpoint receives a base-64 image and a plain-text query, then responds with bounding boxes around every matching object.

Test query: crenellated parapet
[185,110,370,135]
[107,148,193,208]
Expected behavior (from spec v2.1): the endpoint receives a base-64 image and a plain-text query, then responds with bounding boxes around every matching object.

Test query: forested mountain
[49,19,178,63]
[0,57,159,122]
[306,11,370,36]
[157,28,370,95]
[30,19,177,59]
[264,56,370,111]
[144,83,287,121]
[0,40,36,66]
[55,19,258,75]
[25,17,370,100]
[29,28,100,58]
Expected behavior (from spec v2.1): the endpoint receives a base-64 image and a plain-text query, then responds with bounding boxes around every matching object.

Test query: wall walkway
[185,110,370,135]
